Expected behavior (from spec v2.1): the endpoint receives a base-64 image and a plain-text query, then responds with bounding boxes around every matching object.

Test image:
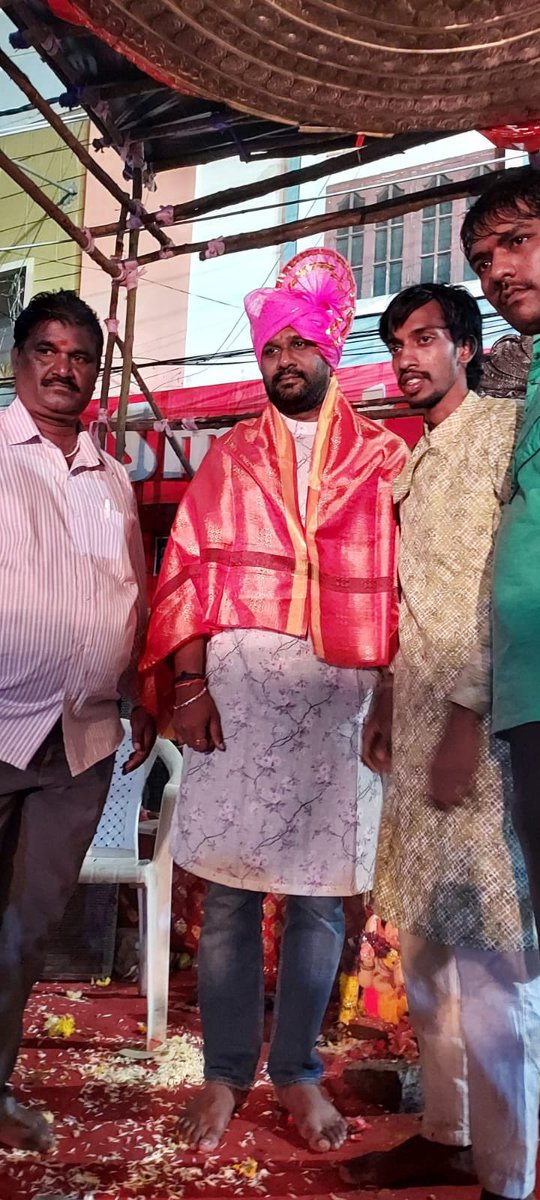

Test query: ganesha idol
[339,912,408,1027]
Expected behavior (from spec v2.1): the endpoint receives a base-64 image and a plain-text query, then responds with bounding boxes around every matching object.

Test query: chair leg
[137,886,148,997]
[144,862,173,1051]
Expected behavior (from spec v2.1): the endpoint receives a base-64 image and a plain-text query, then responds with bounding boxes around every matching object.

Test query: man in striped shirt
[0,290,155,1152]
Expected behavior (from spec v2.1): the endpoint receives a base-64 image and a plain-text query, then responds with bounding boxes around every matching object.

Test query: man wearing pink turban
[141,248,407,1152]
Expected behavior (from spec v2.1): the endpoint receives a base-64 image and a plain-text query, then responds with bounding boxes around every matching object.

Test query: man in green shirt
[462,168,540,938]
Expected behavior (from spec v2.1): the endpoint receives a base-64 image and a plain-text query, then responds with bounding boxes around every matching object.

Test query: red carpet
[0,975,501,1199]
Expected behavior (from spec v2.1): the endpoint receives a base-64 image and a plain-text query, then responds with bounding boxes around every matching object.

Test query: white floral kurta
[171,417,381,896]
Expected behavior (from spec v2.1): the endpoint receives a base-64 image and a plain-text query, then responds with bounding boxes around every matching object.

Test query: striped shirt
[0,397,147,775]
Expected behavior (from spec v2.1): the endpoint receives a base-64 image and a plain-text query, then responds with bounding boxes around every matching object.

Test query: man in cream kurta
[376,395,530,949]
[351,283,540,1200]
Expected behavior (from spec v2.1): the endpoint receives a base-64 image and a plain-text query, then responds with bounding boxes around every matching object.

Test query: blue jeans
[198,883,345,1089]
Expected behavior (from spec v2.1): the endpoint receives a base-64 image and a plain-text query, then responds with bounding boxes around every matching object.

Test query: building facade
[0,12,89,400]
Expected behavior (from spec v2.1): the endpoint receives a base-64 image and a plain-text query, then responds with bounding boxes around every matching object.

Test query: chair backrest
[89,721,158,857]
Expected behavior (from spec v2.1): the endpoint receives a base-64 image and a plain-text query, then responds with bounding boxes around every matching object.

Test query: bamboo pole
[84,77,168,102]
[155,135,360,173]
[112,402,416,433]
[98,206,128,448]
[115,336,194,478]
[133,167,510,269]
[0,46,171,250]
[115,173,142,462]
[89,133,433,238]
[0,147,121,278]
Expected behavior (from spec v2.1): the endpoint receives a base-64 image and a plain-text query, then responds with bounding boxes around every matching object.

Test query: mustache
[398,370,430,386]
[274,368,307,385]
[44,375,79,392]
[500,283,529,298]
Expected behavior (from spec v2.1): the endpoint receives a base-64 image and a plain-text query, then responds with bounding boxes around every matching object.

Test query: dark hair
[13,289,103,363]
[461,166,540,261]
[379,282,484,390]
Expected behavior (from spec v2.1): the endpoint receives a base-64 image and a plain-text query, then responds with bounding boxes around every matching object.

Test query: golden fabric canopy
[47,0,540,134]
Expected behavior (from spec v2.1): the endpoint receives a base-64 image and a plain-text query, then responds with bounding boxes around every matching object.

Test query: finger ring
[194,739,204,745]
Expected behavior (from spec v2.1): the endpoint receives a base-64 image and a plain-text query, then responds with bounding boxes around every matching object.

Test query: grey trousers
[0,722,114,1087]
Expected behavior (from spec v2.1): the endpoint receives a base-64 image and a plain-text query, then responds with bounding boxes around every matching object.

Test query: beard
[265,367,330,416]
[416,387,446,410]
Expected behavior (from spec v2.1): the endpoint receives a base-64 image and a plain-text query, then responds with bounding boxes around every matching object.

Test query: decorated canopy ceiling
[45,0,540,135]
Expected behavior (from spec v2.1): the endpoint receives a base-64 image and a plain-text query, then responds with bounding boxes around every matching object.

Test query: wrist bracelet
[174,676,206,689]
[173,685,208,711]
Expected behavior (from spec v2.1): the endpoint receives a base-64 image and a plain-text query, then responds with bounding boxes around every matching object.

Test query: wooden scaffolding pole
[115,173,142,462]
[115,336,194,478]
[133,166,510,269]
[115,402,417,433]
[0,46,171,250]
[0,147,120,278]
[88,133,433,238]
[98,206,128,448]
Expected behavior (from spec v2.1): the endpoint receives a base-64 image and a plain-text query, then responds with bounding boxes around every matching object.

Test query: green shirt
[493,334,540,732]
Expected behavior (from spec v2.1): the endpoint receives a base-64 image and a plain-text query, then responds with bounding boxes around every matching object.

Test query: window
[420,175,453,284]
[335,192,364,293]
[373,184,404,297]
[327,154,498,307]
[0,265,27,366]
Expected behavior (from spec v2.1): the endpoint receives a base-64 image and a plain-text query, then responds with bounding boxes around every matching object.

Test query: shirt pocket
[69,501,126,560]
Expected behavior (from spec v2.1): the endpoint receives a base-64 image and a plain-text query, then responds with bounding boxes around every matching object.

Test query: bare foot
[0,1092,54,1152]
[340,1133,477,1188]
[178,1082,247,1151]
[275,1082,347,1152]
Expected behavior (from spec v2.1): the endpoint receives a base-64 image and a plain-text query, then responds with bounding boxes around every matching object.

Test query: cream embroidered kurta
[375,392,536,950]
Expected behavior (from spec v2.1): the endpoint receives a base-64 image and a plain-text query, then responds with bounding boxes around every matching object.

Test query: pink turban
[245,247,357,369]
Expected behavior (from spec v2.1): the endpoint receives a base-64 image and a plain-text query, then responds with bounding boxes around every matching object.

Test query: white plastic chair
[78,720,183,1049]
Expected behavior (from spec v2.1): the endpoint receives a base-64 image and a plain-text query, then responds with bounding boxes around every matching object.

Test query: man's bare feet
[178,1082,247,1151]
[0,1091,54,1152]
[274,1082,347,1152]
[340,1133,477,1188]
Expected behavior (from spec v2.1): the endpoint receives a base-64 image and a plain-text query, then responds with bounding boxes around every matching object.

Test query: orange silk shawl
[141,378,407,727]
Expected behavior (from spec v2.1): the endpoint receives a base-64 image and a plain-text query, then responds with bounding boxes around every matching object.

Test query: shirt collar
[71,429,105,472]
[3,396,42,446]
[393,390,478,504]
[4,397,104,470]
[422,389,478,446]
